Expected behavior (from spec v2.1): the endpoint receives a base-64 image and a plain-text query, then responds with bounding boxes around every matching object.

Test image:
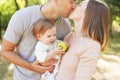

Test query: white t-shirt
[4,5,71,80]
[34,40,61,80]
[35,40,60,62]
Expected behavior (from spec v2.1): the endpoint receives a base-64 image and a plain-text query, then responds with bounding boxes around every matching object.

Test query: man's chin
[62,14,70,18]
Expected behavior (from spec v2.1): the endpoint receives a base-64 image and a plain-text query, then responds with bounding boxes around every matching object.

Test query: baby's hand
[56,41,68,51]
[51,47,65,55]
[40,58,58,66]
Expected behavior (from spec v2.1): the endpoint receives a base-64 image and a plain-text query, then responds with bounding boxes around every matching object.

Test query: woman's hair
[82,0,110,51]
[33,19,54,38]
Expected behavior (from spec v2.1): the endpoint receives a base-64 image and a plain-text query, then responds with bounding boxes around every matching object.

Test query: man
[1,0,76,80]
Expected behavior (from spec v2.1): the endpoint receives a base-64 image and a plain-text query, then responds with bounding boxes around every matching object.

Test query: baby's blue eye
[48,36,51,37]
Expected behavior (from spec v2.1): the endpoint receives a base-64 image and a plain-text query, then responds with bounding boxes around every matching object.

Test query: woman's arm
[74,45,100,80]
[63,32,73,48]
[63,32,73,42]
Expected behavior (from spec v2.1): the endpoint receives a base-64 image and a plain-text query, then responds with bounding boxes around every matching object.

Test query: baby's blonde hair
[33,19,54,38]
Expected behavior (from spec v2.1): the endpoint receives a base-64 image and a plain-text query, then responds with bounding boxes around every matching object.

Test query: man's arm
[1,39,55,74]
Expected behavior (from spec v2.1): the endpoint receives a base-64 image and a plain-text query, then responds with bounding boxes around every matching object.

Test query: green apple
[56,41,68,51]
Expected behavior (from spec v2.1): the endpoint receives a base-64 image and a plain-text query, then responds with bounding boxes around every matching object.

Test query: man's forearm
[1,51,31,70]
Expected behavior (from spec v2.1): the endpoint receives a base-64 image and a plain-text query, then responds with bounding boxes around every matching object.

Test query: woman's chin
[69,15,74,20]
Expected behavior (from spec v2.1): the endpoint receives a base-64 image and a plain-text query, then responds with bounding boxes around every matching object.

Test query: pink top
[56,33,101,80]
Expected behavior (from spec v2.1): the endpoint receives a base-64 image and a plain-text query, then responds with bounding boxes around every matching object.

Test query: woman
[56,0,110,80]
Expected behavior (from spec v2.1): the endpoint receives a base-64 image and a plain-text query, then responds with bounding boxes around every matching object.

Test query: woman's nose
[72,3,77,10]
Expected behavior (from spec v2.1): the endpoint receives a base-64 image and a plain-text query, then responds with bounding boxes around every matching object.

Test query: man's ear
[53,0,59,5]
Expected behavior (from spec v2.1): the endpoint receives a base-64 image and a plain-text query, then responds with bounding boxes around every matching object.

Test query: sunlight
[8,63,14,71]
[17,0,25,9]
[0,0,6,6]
[40,0,48,4]
[0,45,1,51]
[94,55,120,80]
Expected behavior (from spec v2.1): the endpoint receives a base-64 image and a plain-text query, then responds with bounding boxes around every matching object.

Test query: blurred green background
[0,0,120,80]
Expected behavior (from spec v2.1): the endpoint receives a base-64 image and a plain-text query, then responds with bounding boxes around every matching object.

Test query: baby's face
[40,26,57,45]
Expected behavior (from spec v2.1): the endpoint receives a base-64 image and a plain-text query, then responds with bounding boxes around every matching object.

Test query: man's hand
[40,58,58,73]
[30,58,57,74]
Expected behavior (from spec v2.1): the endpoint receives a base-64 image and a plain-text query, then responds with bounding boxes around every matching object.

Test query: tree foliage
[105,0,120,23]
[104,0,120,37]
[0,0,119,34]
[0,0,43,29]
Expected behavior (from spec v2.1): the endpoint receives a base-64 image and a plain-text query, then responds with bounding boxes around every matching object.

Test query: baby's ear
[36,33,41,40]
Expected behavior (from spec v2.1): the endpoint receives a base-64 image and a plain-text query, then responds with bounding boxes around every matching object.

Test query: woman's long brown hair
[82,0,110,51]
